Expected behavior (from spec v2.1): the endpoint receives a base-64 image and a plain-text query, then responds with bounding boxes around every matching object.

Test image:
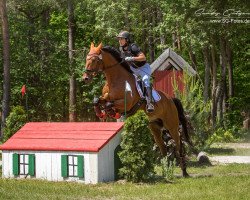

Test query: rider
[117,30,154,113]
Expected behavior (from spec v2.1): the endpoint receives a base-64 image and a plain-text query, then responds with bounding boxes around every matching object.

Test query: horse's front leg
[104,101,121,119]
[93,96,107,119]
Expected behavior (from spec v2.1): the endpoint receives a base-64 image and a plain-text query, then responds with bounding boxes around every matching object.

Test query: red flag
[21,85,26,97]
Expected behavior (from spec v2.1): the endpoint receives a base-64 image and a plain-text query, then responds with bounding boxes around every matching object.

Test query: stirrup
[146,103,154,113]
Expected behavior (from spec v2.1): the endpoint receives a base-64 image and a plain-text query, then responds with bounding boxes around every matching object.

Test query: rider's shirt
[120,43,146,68]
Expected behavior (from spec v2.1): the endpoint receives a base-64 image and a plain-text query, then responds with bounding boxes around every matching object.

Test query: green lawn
[1,144,250,200]
[0,164,249,200]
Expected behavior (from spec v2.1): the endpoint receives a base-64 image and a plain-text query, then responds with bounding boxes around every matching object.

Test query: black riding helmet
[117,31,131,43]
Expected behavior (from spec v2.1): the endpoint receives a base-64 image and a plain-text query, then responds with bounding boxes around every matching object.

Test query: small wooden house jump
[0,122,123,184]
[151,48,197,97]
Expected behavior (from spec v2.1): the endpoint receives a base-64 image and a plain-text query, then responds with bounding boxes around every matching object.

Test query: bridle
[85,50,124,75]
[86,52,103,73]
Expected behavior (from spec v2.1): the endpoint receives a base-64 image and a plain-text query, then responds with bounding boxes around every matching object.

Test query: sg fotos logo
[195,8,250,24]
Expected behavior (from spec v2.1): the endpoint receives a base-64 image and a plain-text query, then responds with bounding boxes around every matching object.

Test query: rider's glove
[125,57,135,62]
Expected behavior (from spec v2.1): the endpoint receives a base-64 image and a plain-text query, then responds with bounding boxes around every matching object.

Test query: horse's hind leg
[179,138,189,177]
[149,120,167,156]
[166,125,189,177]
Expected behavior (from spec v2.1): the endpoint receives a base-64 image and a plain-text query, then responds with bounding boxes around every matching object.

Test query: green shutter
[28,154,35,176]
[61,155,68,177]
[77,155,84,178]
[13,153,19,176]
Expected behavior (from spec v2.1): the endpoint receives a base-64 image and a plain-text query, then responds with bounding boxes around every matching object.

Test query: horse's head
[83,42,103,83]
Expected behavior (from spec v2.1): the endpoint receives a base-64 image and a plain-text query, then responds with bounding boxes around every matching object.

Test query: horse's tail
[172,98,196,152]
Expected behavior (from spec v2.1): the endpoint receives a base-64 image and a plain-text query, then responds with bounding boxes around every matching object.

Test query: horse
[83,43,192,177]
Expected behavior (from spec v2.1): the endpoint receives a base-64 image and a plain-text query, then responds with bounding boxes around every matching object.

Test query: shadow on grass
[148,176,177,184]
[116,171,214,185]
[205,147,236,155]
[187,160,212,168]
[116,176,177,185]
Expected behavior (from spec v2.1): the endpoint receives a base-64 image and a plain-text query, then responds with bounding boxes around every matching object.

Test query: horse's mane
[102,46,133,74]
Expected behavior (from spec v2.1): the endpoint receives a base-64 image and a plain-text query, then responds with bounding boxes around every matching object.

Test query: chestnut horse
[83,43,191,177]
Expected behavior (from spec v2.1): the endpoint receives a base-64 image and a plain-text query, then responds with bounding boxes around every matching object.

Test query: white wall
[2,151,12,178]
[98,130,121,182]
[1,130,121,183]
[1,150,99,184]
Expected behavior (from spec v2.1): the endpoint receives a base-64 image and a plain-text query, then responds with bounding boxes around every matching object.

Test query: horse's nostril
[82,72,90,83]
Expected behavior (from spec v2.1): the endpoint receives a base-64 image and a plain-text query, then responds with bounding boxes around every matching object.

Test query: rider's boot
[146,87,154,113]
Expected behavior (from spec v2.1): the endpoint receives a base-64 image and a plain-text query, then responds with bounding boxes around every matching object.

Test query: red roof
[0,122,124,152]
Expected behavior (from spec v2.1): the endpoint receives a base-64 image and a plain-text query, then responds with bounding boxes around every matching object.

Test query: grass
[0,151,2,178]
[206,143,250,156]
[0,164,249,200]
[0,144,249,199]
[206,147,250,156]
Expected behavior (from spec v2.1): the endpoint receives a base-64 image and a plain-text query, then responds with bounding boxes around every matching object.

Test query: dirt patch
[210,156,250,164]
[207,143,250,164]
[214,143,250,149]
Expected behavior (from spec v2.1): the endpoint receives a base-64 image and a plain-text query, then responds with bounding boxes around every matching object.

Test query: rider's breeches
[130,63,151,87]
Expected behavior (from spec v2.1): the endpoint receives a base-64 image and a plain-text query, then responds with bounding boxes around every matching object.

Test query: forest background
[0,0,249,144]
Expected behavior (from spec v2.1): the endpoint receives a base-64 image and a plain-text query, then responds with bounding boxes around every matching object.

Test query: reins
[86,50,155,81]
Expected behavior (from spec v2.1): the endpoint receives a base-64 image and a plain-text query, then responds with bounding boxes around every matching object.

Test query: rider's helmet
[117,31,131,43]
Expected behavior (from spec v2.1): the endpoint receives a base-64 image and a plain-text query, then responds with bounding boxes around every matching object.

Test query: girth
[121,98,145,117]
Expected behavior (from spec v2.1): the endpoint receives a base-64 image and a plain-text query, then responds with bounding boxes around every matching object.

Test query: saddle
[133,75,161,102]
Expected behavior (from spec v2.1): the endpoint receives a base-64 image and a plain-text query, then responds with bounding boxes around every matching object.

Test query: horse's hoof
[114,112,121,119]
[183,172,190,178]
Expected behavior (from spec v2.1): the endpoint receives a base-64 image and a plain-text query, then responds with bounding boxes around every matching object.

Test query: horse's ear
[90,42,95,49]
[96,43,103,52]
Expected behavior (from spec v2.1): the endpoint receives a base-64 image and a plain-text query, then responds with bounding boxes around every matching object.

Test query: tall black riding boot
[146,87,154,113]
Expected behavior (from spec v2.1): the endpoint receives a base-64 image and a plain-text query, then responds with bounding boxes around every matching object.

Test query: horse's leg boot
[93,97,106,119]
[105,101,119,118]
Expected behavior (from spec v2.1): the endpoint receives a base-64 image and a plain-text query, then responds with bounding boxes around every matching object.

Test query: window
[68,155,78,177]
[12,153,35,176]
[61,155,84,178]
[19,154,29,175]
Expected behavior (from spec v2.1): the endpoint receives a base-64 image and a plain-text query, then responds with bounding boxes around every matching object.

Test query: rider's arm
[133,52,146,62]
[125,44,146,62]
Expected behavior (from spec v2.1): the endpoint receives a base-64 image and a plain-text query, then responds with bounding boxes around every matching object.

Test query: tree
[3,106,27,142]
[119,111,155,182]
[0,0,248,136]
[211,41,218,128]
[0,0,11,139]
[202,46,211,102]
[68,0,76,122]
